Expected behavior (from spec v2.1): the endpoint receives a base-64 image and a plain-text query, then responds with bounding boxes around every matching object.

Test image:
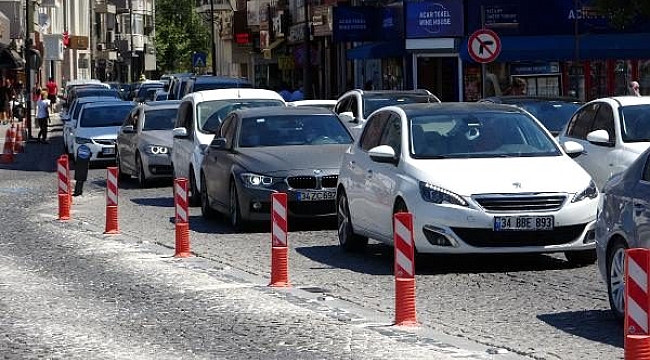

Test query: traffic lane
[69,176,622,360]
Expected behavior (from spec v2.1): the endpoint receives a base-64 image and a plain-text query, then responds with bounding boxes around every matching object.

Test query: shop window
[590,61,607,100]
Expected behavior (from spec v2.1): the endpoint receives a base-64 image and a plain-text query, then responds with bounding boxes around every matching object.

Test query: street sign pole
[481,6,486,98]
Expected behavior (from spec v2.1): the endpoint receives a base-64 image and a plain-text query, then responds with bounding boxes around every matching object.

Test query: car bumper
[73,142,116,162]
[409,197,598,254]
[142,154,173,179]
[238,185,337,222]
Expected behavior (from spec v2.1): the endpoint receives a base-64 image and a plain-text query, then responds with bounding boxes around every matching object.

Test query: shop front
[461,0,650,101]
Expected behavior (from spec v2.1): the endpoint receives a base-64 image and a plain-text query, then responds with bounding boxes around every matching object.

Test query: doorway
[416,56,459,101]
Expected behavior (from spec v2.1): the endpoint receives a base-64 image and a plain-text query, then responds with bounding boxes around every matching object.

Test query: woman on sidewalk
[36,90,51,144]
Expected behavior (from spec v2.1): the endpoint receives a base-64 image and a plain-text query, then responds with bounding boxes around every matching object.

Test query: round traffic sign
[468,28,502,64]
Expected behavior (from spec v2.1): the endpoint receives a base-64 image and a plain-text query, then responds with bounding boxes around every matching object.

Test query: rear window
[80,105,134,127]
[197,99,285,132]
[143,108,179,130]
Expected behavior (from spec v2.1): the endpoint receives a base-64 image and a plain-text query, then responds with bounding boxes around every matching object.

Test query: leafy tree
[593,0,650,29]
[155,0,210,72]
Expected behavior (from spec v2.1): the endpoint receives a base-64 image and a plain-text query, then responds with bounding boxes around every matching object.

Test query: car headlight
[240,173,275,188]
[144,145,169,155]
[419,181,468,206]
[572,180,598,203]
[75,137,93,144]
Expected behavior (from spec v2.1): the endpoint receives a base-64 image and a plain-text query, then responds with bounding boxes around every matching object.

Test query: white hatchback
[171,88,286,206]
[336,102,599,266]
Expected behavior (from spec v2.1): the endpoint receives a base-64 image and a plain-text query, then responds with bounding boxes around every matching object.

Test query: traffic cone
[0,126,15,163]
[13,123,24,153]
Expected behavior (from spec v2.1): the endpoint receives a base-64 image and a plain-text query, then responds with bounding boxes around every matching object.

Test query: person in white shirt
[36,90,51,143]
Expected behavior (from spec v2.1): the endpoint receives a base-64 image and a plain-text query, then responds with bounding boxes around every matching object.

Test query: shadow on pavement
[131,197,174,208]
[537,309,623,348]
[296,244,394,275]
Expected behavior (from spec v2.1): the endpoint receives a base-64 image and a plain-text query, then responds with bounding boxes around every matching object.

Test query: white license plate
[297,190,336,202]
[102,147,115,155]
[494,216,554,231]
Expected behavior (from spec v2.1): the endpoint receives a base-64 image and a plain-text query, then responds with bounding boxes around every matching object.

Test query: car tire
[136,154,148,188]
[337,190,368,252]
[200,173,218,220]
[229,180,245,231]
[606,240,627,320]
[116,152,130,181]
[188,168,200,207]
[565,249,597,266]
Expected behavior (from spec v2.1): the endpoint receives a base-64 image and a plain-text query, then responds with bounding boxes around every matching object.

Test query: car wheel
[200,173,218,219]
[607,240,627,320]
[188,168,200,207]
[229,181,245,231]
[565,249,597,266]
[116,152,129,181]
[136,155,148,188]
[337,190,368,252]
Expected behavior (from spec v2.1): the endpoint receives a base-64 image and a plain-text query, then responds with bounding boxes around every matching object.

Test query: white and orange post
[269,192,289,287]
[104,166,120,234]
[57,155,70,221]
[625,248,650,359]
[174,178,191,257]
[393,212,417,326]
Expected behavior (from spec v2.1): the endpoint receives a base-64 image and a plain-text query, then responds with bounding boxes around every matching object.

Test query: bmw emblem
[313,169,323,175]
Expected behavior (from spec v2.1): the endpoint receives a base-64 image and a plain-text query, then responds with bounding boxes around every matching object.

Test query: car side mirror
[121,125,135,134]
[368,145,398,165]
[210,137,227,149]
[172,127,188,138]
[586,129,613,147]
[339,111,355,123]
[562,140,584,159]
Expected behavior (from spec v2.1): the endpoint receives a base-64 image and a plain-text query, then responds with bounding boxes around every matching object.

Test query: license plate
[494,216,554,231]
[102,147,115,155]
[297,190,336,202]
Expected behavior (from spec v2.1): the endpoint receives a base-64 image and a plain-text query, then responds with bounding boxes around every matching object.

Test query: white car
[288,99,337,111]
[171,88,286,206]
[336,102,599,265]
[63,97,124,156]
[557,96,650,190]
[69,102,135,162]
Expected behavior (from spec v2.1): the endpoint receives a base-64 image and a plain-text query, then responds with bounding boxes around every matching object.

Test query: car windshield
[621,104,650,142]
[80,105,134,127]
[511,100,581,133]
[363,94,439,118]
[409,111,561,159]
[76,89,120,99]
[143,108,178,130]
[239,114,353,147]
[197,99,285,132]
[74,99,118,119]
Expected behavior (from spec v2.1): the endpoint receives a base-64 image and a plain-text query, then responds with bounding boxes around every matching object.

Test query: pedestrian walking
[36,90,51,144]
[46,77,58,112]
[631,81,642,96]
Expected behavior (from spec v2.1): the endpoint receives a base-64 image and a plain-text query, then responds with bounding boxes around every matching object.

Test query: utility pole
[25,0,34,140]
[210,0,217,75]
[302,0,311,99]
[129,0,134,82]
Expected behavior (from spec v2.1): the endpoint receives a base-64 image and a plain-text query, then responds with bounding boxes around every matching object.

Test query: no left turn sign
[468,28,501,64]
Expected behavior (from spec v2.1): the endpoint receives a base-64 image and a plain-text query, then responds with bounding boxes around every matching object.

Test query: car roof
[191,75,251,84]
[74,96,124,103]
[81,101,135,109]
[481,96,582,104]
[234,106,335,118]
[384,102,525,116]
[141,100,181,111]
[289,100,337,106]
[185,88,286,103]
[65,79,103,87]
[598,96,650,107]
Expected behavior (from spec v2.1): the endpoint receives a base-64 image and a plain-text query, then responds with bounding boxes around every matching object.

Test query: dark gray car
[200,106,354,230]
[116,101,181,187]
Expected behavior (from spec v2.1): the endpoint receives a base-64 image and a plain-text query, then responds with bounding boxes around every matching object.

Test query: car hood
[237,145,350,175]
[74,126,120,139]
[140,130,173,148]
[409,155,593,196]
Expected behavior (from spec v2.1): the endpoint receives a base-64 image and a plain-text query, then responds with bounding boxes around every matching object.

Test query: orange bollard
[58,193,70,220]
[13,123,23,153]
[104,167,119,234]
[0,127,15,164]
[626,335,650,360]
[269,193,290,287]
[57,156,71,220]
[173,178,191,257]
[393,212,417,326]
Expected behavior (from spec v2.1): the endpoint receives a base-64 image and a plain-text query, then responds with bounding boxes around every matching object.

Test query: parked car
[182,75,252,97]
[63,97,125,156]
[171,88,287,206]
[116,101,181,187]
[596,146,650,319]
[479,96,582,136]
[63,83,114,110]
[557,96,650,190]
[200,106,354,229]
[336,102,598,266]
[166,73,194,100]
[132,81,165,103]
[69,102,136,163]
[288,99,337,110]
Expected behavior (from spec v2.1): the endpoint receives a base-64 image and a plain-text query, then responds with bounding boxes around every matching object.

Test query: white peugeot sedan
[336,102,599,265]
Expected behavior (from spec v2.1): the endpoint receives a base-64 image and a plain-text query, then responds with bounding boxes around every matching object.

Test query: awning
[460,33,650,63]
[0,47,25,69]
[346,41,405,60]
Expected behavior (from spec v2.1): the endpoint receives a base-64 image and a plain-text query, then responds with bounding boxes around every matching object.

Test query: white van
[171,89,286,205]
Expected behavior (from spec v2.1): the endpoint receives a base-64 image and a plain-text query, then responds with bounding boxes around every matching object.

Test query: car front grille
[321,175,338,188]
[451,224,587,247]
[474,194,567,212]
[287,176,317,189]
[95,139,116,146]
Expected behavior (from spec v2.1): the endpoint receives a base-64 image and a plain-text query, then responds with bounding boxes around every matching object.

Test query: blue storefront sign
[510,61,560,75]
[405,0,464,38]
[333,6,376,43]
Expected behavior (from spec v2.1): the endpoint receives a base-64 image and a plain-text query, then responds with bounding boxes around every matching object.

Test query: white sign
[43,34,64,61]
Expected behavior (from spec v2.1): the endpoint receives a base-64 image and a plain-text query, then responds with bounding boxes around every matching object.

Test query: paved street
[0,116,623,359]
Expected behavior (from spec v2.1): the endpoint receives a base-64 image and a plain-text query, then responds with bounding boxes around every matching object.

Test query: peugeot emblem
[512,182,522,188]
[313,169,323,175]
